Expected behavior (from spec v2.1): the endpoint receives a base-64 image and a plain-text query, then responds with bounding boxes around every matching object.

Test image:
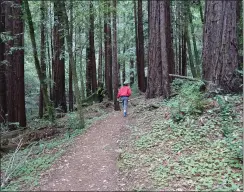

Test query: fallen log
[1,128,27,140]
[169,74,202,82]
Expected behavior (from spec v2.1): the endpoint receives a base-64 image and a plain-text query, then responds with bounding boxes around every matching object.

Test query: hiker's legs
[123,98,128,112]
[121,97,128,116]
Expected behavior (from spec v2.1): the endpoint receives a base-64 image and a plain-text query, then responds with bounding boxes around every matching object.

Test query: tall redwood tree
[0,0,6,123]
[137,0,146,92]
[146,0,173,99]
[53,0,67,112]
[202,1,242,92]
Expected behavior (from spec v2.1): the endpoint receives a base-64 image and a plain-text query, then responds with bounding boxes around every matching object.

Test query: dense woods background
[0,0,242,130]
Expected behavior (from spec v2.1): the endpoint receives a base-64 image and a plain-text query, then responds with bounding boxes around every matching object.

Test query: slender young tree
[179,2,187,76]
[39,0,46,118]
[122,45,126,83]
[0,0,6,123]
[202,1,241,92]
[133,0,139,87]
[68,0,74,112]
[186,25,196,77]
[112,0,120,111]
[130,58,135,86]
[97,0,103,87]
[86,30,92,97]
[89,0,97,93]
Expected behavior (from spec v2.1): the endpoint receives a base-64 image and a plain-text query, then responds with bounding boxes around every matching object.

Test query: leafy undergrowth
[0,101,113,191]
[119,80,243,191]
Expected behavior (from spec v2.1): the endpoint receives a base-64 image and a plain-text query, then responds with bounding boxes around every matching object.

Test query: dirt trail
[36,111,130,191]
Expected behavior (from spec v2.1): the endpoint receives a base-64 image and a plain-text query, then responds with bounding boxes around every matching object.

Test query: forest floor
[1,81,243,191]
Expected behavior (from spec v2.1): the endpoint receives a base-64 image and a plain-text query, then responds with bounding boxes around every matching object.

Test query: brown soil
[33,110,131,191]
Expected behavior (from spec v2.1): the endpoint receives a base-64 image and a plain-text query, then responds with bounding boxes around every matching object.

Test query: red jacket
[117,86,132,98]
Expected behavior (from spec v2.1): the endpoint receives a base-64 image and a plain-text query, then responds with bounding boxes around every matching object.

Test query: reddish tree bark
[137,0,146,92]
[53,1,67,112]
[13,0,26,127]
[68,0,73,112]
[130,58,135,86]
[181,28,187,76]
[5,1,16,129]
[165,0,175,80]
[98,2,103,87]
[104,0,113,100]
[5,0,26,128]
[202,1,241,92]
[0,0,6,123]
[112,0,120,111]
[146,0,172,99]
[39,0,46,118]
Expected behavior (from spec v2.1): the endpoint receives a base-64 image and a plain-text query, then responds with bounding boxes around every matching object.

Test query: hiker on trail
[117,80,132,117]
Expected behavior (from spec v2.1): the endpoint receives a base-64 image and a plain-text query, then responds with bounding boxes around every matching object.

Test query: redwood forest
[0,0,243,191]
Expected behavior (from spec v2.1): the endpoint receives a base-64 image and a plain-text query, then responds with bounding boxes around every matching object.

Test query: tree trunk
[89,0,97,93]
[53,0,67,113]
[181,19,187,76]
[80,45,85,100]
[137,0,146,92]
[49,1,54,101]
[202,1,241,92]
[69,0,74,112]
[47,27,52,103]
[24,0,54,122]
[86,31,92,97]
[134,0,139,88]
[6,0,26,128]
[107,0,113,100]
[0,0,6,123]
[165,0,175,81]
[39,0,46,118]
[130,58,135,86]
[112,0,120,111]
[104,0,109,96]
[178,2,182,75]
[5,1,16,130]
[146,0,171,99]
[122,45,126,83]
[174,2,179,75]
[186,26,197,77]
[98,0,103,87]
[236,0,242,69]
[104,0,113,100]
[78,27,86,100]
